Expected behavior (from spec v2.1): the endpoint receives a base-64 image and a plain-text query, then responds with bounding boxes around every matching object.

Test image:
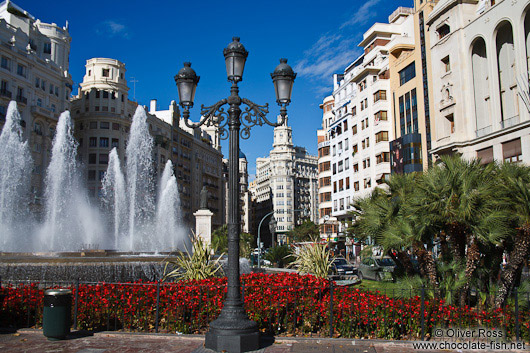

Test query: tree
[289,242,332,278]
[286,220,319,243]
[211,225,253,258]
[263,245,294,268]
[494,162,530,306]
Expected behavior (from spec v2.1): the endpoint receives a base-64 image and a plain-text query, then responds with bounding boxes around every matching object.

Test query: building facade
[71,58,224,230]
[427,0,530,164]
[222,150,253,233]
[329,14,412,239]
[0,0,72,202]
[388,3,436,173]
[317,95,337,240]
[252,117,318,247]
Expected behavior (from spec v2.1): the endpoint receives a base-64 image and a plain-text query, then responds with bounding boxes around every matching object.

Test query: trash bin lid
[45,289,72,296]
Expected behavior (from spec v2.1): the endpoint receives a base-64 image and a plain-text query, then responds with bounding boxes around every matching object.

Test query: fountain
[0,101,32,252]
[0,103,188,281]
[101,148,127,250]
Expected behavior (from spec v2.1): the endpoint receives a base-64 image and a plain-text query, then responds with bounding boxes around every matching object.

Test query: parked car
[331,257,357,277]
[358,257,396,281]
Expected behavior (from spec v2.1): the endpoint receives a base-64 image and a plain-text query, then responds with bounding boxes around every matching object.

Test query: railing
[476,125,492,138]
[1,277,529,341]
[500,115,520,130]
[0,88,12,98]
[15,95,27,104]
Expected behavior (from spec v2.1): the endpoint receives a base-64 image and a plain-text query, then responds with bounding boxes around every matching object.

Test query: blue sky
[18,0,412,180]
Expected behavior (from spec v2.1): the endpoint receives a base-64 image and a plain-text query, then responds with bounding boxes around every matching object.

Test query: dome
[239,149,246,159]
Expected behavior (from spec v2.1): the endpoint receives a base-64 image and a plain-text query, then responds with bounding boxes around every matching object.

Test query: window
[399,62,416,85]
[51,104,56,112]
[352,106,357,116]
[102,68,110,77]
[364,178,371,188]
[99,171,106,181]
[376,152,390,164]
[477,147,494,165]
[354,181,359,191]
[352,144,358,154]
[333,145,336,156]
[339,180,344,191]
[41,80,46,91]
[375,111,388,122]
[112,123,120,130]
[96,91,100,98]
[344,138,349,150]
[1,56,10,70]
[37,98,42,107]
[100,137,109,148]
[338,161,343,173]
[89,154,97,164]
[89,121,98,129]
[16,87,23,100]
[332,163,336,174]
[437,23,450,39]
[446,114,455,134]
[363,158,371,169]
[55,87,59,96]
[88,70,92,76]
[103,91,109,99]
[89,137,97,147]
[43,42,52,54]
[100,122,110,129]
[345,158,349,170]
[49,84,54,94]
[375,131,389,143]
[346,177,350,189]
[16,64,26,77]
[99,153,109,165]
[88,170,96,181]
[503,139,522,163]
[352,125,357,135]
[442,56,450,72]
[343,120,348,131]
[373,90,387,102]
[35,77,40,88]
[353,163,359,172]
[34,123,42,135]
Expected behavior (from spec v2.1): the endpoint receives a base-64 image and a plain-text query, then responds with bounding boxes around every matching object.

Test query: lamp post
[268,216,277,248]
[175,37,296,353]
[256,211,274,269]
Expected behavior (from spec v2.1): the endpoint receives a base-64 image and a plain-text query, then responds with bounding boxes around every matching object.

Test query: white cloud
[96,20,130,39]
[294,0,382,95]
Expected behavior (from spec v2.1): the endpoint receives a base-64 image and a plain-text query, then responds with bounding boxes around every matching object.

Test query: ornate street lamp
[268,216,277,246]
[175,37,296,353]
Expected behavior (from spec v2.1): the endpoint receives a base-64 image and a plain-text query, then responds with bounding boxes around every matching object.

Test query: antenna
[129,77,139,101]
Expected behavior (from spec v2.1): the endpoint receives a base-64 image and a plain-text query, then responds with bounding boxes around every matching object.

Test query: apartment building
[0,1,72,201]
[427,0,530,164]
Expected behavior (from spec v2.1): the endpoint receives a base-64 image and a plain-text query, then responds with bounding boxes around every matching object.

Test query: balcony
[31,105,55,120]
[15,95,27,105]
[475,125,492,138]
[500,115,520,130]
[0,88,12,99]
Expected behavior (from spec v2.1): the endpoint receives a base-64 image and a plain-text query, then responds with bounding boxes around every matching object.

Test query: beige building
[317,95,337,239]
[388,3,436,173]
[71,58,224,229]
[253,117,318,246]
[0,1,72,201]
[427,0,530,164]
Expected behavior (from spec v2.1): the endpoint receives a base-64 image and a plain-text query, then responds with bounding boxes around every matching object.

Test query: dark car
[331,257,357,277]
[358,257,396,281]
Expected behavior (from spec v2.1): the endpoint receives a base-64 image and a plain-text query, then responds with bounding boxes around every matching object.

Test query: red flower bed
[1,273,528,340]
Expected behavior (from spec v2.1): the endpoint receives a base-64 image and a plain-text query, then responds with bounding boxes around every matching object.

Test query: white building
[0,0,72,199]
[253,117,318,246]
[329,14,414,236]
[427,0,530,164]
[317,95,336,240]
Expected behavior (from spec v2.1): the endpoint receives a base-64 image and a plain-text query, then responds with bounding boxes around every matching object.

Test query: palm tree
[417,156,508,305]
[350,173,439,288]
[495,162,530,306]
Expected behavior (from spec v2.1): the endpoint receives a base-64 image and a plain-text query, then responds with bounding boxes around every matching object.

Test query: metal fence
[1,278,529,341]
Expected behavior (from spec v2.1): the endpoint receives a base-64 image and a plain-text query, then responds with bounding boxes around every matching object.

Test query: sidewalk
[0,329,528,353]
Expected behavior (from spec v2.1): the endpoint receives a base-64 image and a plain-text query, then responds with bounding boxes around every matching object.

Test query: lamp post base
[205,328,259,353]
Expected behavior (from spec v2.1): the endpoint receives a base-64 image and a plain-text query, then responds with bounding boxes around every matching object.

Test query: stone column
[194,209,214,246]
